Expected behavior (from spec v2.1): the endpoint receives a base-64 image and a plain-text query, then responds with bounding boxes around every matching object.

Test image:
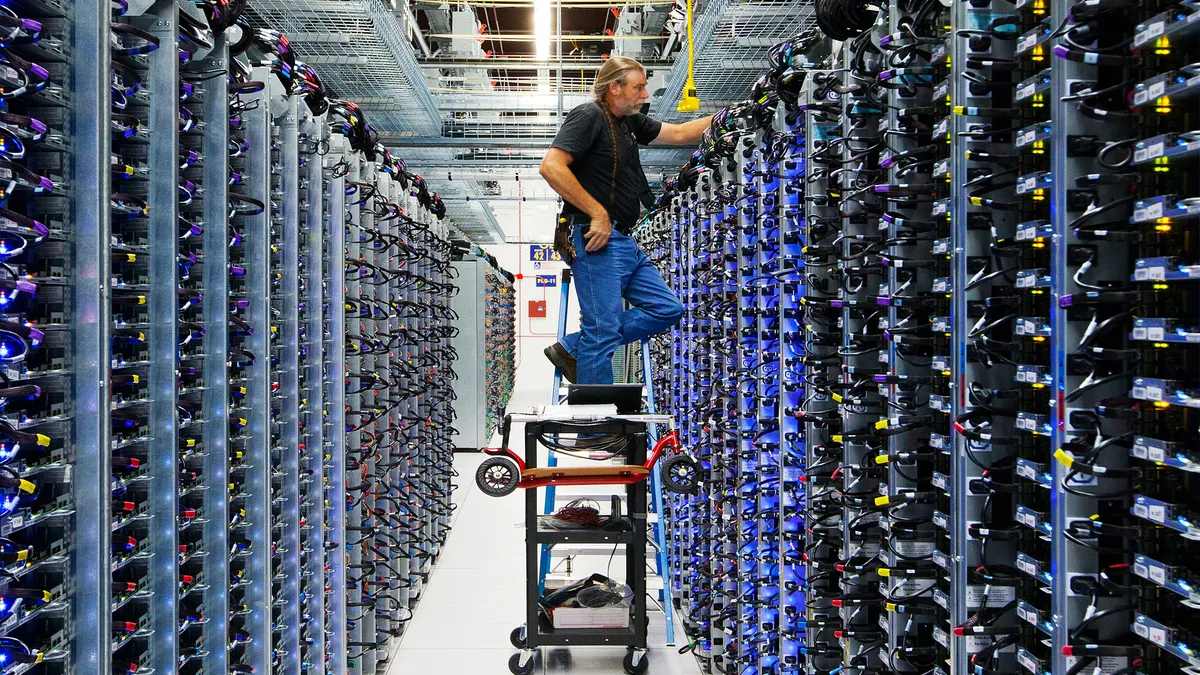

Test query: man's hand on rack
[584,211,613,252]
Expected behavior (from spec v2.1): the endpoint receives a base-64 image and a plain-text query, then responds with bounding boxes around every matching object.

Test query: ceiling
[247,0,814,244]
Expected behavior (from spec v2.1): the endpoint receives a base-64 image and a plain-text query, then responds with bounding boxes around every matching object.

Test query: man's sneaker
[544,342,578,383]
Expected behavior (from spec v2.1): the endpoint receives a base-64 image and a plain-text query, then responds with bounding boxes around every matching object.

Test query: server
[0,2,463,673]
[645,0,1199,673]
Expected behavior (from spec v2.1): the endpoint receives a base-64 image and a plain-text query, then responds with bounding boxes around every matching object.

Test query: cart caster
[509,625,527,649]
[477,457,520,497]
[508,651,536,675]
[660,455,699,494]
[623,649,649,675]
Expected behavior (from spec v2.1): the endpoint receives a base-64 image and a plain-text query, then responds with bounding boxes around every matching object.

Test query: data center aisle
[386,352,704,675]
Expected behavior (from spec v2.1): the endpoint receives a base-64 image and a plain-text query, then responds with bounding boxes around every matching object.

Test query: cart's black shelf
[517,418,650,658]
[532,624,640,646]
[536,516,635,544]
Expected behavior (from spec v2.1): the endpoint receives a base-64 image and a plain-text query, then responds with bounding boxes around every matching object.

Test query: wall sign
[529,245,562,262]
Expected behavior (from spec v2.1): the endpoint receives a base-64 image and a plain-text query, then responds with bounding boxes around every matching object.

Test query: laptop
[566,384,644,414]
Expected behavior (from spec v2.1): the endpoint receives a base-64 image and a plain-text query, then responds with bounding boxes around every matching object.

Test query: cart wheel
[508,652,535,675]
[660,455,698,494]
[477,457,520,497]
[509,625,527,649]
[623,650,649,675]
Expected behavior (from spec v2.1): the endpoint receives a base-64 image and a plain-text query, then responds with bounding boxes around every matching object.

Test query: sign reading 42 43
[529,245,562,262]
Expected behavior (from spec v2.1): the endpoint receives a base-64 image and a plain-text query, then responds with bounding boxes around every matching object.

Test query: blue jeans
[559,221,684,384]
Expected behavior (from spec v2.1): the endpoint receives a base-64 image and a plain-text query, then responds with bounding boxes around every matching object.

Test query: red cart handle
[645,429,680,470]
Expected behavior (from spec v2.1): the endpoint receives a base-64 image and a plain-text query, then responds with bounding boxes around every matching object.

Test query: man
[539,56,712,384]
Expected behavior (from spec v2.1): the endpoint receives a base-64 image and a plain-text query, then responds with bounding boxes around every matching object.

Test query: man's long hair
[590,56,645,216]
[591,56,645,102]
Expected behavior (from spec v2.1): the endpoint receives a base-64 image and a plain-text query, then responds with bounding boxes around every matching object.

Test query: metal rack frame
[71,0,114,670]
[300,106,328,673]
[344,148,364,675]
[200,35,233,675]
[146,7,183,672]
[242,66,276,675]
[324,132,350,675]
[277,92,304,675]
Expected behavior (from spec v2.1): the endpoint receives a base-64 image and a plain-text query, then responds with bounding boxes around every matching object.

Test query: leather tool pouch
[554,216,577,265]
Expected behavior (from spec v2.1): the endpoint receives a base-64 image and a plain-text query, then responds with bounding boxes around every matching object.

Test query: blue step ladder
[538,267,676,645]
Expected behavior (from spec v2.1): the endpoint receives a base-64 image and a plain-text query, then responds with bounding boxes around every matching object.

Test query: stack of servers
[484,258,517,436]
[639,42,811,672]
[0,3,462,674]
[651,0,1198,670]
[337,130,458,674]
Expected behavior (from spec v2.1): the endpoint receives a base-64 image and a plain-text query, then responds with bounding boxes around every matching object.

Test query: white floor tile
[385,647,541,675]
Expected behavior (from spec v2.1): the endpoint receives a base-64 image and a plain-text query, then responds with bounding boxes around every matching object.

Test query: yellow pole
[676,0,700,112]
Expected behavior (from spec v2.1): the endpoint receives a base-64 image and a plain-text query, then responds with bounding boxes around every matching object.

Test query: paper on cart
[535,404,619,420]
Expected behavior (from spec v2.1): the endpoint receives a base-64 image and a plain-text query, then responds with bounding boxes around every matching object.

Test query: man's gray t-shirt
[549,102,662,229]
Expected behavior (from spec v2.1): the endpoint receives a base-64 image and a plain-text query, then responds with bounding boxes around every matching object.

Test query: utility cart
[502,410,678,675]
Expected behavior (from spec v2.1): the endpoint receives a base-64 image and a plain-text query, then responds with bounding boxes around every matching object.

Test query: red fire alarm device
[528,300,547,318]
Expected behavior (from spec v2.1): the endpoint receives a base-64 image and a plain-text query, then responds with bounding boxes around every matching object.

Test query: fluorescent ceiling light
[534,0,551,60]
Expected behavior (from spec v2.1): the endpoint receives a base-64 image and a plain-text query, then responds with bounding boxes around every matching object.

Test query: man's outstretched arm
[653,115,714,145]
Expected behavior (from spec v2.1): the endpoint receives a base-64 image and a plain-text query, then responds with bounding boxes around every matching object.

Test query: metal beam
[389,137,555,148]
[426,169,668,181]
[419,169,544,180]
[395,1,432,57]
[441,195,562,202]
[432,92,591,110]
[303,55,370,65]
[419,57,674,71]
[428,32,669,41]
[438,103,573,112]
[443,118,562,126]
[418,0,674,5]
[288,32,352,43]
[407,157,688,168]
[70,0,113,670]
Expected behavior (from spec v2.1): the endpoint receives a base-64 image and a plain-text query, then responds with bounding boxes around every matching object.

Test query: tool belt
[553,215,578,265]
[554,214,628,265]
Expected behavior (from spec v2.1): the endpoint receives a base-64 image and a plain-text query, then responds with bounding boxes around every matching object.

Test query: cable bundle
[646,32,825,221]
[293,61,329,115]
[201,0,248,34]
[815,0,880,41]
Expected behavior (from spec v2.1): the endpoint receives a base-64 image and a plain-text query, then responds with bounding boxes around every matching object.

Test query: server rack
[324,131,350,675]
[639,98,797,675]
[0,6,460,674]
[777,108,806,674]
[651,4,1198,674]
[335,136,458,674]
[449,251,516,451]
[799,69,844,675]
[299,103,327,674]
[199,33,233,675]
